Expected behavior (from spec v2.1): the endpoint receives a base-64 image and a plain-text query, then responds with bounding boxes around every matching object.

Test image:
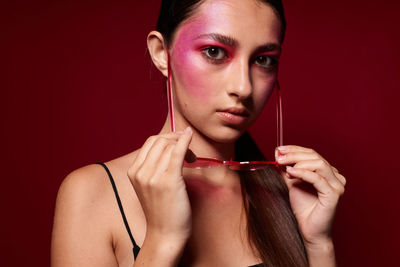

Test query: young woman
[51,0,346,266]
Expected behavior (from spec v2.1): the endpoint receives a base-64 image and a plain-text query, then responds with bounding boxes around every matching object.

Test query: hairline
[163,0,284,48]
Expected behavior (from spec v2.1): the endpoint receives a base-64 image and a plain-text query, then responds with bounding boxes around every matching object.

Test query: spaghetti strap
[96,162,141,258]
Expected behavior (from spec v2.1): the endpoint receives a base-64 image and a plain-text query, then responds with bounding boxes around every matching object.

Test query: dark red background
[3,0,399,266]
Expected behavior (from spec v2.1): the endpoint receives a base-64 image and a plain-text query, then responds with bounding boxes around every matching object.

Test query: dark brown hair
[155,1,308,266]
[236,133,308,266]
[157,0,286,46]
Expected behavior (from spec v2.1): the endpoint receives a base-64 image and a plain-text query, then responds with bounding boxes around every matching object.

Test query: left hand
[275,145,346,246]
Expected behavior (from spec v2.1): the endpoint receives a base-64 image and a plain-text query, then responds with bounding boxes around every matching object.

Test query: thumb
[170,127,193,171]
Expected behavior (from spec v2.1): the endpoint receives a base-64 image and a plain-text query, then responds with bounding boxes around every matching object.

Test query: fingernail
[184,126,192,135]
[286,166,296,173]
[277,155,286,162]
[278,146,289,152]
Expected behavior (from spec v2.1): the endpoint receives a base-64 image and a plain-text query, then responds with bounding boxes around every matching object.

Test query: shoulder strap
[96,162,140,257]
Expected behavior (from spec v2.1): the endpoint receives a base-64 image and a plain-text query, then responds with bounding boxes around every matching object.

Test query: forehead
[171,0,282,47]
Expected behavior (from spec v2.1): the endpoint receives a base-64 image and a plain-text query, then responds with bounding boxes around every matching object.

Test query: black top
[97,162,264,267]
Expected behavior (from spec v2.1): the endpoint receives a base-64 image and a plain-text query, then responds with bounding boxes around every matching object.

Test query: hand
[275,145,346,246]
[127,128,193,244]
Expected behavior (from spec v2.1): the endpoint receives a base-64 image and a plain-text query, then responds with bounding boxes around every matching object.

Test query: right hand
[127,127,193,243]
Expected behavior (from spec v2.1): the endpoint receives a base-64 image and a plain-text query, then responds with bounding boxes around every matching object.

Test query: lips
[216,107,250,125]
[219,107,250,116]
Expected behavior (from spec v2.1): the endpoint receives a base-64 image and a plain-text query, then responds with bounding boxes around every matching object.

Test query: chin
[204,125,246,144]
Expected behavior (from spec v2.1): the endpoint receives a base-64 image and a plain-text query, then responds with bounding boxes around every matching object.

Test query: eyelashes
[254,55,279,69]
[201,47,228,63]
[200,46,279,70]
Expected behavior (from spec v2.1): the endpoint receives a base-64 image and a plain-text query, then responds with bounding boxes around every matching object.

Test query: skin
[51,0,346,266]
[164,0,282,159]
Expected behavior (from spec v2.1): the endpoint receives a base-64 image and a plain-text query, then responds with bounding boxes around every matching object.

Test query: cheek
[253,75,276,109]
[174,56,216,103]
[172,45,217,104]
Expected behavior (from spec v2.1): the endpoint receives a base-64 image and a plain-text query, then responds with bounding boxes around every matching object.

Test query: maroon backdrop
[3,1,400,266]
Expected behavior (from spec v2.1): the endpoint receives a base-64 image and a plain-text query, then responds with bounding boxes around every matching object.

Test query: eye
[254,55,278,68]
[202,46,227,61]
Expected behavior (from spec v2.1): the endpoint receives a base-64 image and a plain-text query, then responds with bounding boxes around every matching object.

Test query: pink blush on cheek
[171,23,217,103]
[174,57,214,103]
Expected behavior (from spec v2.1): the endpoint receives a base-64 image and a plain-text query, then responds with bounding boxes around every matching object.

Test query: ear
[147,31,169,77]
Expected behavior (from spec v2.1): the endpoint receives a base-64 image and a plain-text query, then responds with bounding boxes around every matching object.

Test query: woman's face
[169,0,282,143]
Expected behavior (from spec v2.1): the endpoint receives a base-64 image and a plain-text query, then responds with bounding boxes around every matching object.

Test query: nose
[227,58,252,100]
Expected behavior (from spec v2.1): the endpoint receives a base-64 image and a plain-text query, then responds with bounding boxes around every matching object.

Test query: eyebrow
[194,33,281,53]
[195,33,239,47]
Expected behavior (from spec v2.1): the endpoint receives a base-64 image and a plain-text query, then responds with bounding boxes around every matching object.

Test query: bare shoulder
[51,164,117,267]
[57,164,110,203]
[52,151,143,267]
[56,150,139,208]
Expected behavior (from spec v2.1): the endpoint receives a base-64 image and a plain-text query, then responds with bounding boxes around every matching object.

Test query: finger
[286,166,335,197]
[139,137,176,179]
[328,165,346,186]
[293,160,343,190]
[276,145,316,155]
[331,166,338,173]
[130,133,183,172]
[276,151,320,165]
[335,173,347,186]
[287,166,344,198]
[280,168,298,189]
[155,144,175,174]
[169,127,193,174]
